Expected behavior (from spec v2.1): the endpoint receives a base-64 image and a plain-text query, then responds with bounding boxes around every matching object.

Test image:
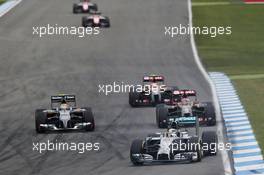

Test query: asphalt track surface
[0,0,225,174]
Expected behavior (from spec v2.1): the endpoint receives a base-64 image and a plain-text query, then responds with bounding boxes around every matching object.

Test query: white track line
[0,0,22,18]
[187,1,232,174]
[192,2,231,7]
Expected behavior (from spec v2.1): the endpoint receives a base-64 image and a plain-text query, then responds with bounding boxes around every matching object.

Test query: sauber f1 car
[156,90,216,127]
[82,12,110,28]
[129,75,167,107]
[35,94,95,133]
[130,117,217,165]
[73,0,98,14]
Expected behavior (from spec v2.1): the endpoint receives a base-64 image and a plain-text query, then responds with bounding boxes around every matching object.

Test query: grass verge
[0,0,6,5]
[192,1,264,152]
[0,0,6,4]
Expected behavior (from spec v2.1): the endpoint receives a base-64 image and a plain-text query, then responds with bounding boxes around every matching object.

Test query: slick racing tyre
[202,131,218,156]
[205,102,216,126]
[104,17,110,28]
[82,17,88,27]
[83,107,95,131]
[189,137,202,162]
[35,109,47,133]
[130,139,144,166]
[129,91,140,107]
[156,104,168,128]
[105,21,110,28]
[73,4,80,14]
[90,3,98,11]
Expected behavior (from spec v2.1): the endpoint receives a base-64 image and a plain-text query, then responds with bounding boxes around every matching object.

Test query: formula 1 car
[156,90,216,127]
[73,0,98,14]
[130,117,217,165]
[35,94,95,133]
[129,75,167,107]
[82,12,110,28]
[161,86,181,104]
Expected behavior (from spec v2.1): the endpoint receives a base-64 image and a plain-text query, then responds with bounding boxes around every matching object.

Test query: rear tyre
[35,109,47,133]
[156,104,168,128]
[130,139,144,166]
[205,102,216,126]
[83,107,95,131]
[202,131,218,156]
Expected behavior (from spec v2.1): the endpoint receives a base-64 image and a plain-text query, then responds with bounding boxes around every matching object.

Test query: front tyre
[83,107,95,131]
[129,91,140,107]
[189,137,202,162]
[73,4,79,14]
[202,131,218,156]
[35,109,47,133]
[82,17,88,27]
[130,139,144,166]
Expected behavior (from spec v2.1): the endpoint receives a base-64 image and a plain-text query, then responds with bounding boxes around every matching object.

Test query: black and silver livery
[130,116,217,165]
[82,12,110,28]
[35,94,95,133]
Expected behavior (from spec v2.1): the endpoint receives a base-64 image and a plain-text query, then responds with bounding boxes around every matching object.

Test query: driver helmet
[60,100,69,110]
[181,98,190,105]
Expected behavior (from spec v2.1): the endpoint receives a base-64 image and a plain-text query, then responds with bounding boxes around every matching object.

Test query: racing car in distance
[156,90,216,128]
[35,94,95,133]
[130,117,217,165]
[129,75,167,107]
[82,12,110,28]
[73,0,98,14]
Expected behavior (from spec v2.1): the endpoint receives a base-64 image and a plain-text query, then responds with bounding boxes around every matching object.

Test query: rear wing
[171,116,200,136]
[173,90,196,97]
[51,95,76,108]
[143,75,164,82]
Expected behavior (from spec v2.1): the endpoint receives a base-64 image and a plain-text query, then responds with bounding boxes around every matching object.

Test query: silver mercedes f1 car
[35,94,95,133]
[130,116,217,165]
